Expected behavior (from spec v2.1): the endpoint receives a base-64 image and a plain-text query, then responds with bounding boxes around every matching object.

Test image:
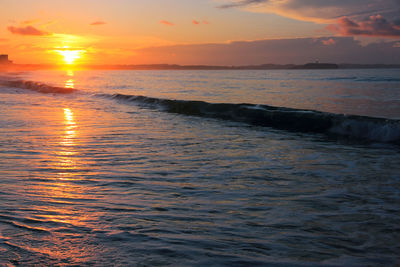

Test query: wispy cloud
[217,0,400,24]
[160,20,174,26]
[90,21,107,26]
[218,0,268,9]
[21,19,41,25]
[192,20,210,25]
[7,25,51,36]
[19,19,57,28]
[217,0,400,37]
[327,15,400,37]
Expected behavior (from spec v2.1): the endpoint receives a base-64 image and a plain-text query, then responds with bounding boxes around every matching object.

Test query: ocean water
[0,69,399,266]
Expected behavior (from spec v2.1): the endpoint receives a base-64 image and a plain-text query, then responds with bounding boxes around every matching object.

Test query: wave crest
[0,79,75,94]
[106,93,400,144]
[2,77,399,144]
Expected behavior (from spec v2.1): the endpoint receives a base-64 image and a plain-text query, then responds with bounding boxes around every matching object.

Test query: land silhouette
[1,60,400,71]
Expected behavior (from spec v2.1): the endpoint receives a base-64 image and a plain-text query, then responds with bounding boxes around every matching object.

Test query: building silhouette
[0,54,12,64]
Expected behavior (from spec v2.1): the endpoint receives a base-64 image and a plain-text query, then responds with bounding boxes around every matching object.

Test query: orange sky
[1,0,399,65]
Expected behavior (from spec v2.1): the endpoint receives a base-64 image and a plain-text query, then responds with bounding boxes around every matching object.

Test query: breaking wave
[325,76,400,82]
[104,93,400,144]
[1,77,399,144]
[0,79,76,94]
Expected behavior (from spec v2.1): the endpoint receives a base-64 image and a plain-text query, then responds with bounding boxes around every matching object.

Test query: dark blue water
[0,69,399,266]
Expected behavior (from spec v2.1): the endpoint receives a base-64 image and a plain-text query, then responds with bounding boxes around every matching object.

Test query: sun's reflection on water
[58,108,78,173]
[31,106,102,262]
[65,79,75,89]
[64,70,75,89]
[13,72,109,263]
[64,108,75,126]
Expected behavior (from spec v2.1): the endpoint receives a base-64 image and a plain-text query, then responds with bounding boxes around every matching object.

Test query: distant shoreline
[1,62,400,71]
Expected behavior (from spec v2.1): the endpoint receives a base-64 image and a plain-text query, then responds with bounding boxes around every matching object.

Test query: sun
[58,50,81,64]
[54,47,85,65]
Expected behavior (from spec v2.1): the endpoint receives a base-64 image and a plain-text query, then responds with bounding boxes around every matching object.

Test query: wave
[325,76,358,81]
[355,77,400,82]
[0,79,76,94]
[325,77,400,82]
[2,77,399,144]
[103,93,400,144]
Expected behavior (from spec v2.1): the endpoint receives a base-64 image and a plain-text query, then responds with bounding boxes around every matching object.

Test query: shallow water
[0,69,399,265]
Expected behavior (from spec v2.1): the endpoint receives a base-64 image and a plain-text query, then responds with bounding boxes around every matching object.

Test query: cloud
[160,20,174,26]
[321,38,336,45]
[22,19,41,25]
[327,15,400,37]
[7,25,51,36]
[218,0,268,9]
[90,21,107,26]
[133,37,400,65]
[192,19,210,25]
[217,0,400,24]
[192,20,210,25]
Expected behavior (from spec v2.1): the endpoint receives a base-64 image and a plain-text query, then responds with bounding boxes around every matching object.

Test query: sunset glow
[1,0,399,66]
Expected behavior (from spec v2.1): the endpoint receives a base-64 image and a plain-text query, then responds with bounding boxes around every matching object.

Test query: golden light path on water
[23,72,104,261]
[59,70,78,178]
[64,70,75,89]
[57,107,77,175]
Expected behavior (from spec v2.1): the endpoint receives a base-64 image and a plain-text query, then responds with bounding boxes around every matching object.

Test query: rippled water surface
[0,69,399,266]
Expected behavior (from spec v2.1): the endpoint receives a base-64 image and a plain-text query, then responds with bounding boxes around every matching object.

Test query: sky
[1,0,399,65]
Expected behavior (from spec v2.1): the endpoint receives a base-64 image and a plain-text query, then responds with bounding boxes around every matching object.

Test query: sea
[0,68,399,266]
